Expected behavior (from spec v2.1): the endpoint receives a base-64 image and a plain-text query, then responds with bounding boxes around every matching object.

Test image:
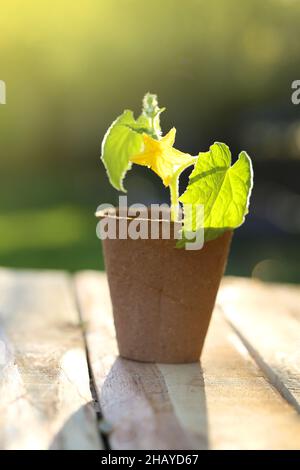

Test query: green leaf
[101,93,164,192]
[101,110,145,192]
[179,142,253,243]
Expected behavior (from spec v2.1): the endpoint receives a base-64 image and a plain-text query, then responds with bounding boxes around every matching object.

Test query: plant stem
[170,177,179,222]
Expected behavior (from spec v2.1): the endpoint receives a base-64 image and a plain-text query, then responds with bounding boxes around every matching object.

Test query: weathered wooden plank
[219,277,300,413]
[75,271,300,450]
[0,268,102,450]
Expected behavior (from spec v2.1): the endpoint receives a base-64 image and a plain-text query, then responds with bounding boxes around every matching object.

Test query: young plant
[100,93,253,245]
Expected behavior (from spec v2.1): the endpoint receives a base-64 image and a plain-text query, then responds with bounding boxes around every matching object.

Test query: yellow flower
[130,128,194,186]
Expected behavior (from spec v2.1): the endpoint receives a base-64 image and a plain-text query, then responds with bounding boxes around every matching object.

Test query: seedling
[100,93,253,245]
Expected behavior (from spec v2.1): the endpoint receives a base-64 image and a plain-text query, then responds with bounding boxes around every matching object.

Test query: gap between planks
[71,279,111,450]
[219,277,300,414]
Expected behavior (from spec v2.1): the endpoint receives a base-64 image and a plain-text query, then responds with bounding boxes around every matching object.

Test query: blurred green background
[1,0,300,282]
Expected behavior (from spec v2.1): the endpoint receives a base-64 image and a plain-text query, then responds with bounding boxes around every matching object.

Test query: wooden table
[0,267,299,450]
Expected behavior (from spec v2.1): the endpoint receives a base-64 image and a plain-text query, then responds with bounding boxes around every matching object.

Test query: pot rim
[95,206,180,224]
[95,207,234,244]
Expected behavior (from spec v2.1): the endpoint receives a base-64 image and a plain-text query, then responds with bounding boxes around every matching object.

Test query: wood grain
[0,268,102,450]
[75,271,300,450]
[219,277,300,413]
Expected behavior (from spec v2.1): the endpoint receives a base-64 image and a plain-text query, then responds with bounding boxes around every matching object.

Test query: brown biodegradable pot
[97,208,232,364]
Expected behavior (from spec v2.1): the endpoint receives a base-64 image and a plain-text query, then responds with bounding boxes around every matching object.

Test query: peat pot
[97,208,232,364]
